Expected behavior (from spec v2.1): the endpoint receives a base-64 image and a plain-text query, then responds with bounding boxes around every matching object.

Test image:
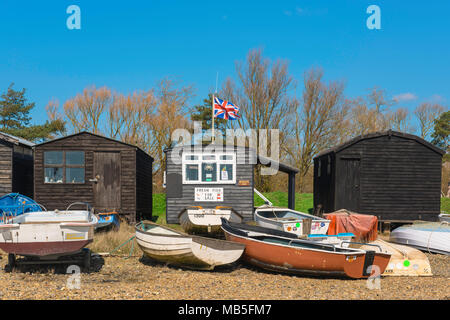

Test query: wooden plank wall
[165,146,255,223]
[313,154,335,214]
[135,148,153,221]
[334,135,442,221]
[34,133,141,221]
[0,142,12,195]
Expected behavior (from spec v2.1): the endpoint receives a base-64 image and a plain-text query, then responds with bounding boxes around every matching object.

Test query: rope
[108,235,136,259]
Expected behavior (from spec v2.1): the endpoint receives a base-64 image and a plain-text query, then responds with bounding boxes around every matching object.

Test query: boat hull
[351,239,433,276]
[221,220,391,279]
[135,221,245,270]
[179,208,243,235]
[390,223,450,255]
[0,240,92,258]
[254,207,330,236]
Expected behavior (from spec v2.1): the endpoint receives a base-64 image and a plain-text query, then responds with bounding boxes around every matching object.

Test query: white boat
[439,213,450,223]
[347,239,433,276]
[135,220,245,270]
[254,205,331,237]
[390,221,450,255]
[178,206,243,235]
[0,203,98,260]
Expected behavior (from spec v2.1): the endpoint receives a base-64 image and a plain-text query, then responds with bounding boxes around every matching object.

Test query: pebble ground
[0,252,448,300]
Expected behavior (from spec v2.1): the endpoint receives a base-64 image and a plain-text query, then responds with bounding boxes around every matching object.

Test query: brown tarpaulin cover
[324,209,378,242]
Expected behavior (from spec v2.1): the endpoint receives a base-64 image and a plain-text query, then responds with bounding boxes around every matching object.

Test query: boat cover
[324,209,378,242]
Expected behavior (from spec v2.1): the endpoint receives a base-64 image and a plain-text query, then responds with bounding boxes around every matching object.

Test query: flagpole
[211,93,215,144]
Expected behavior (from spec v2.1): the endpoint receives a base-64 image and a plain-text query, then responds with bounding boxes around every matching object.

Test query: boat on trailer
[254,205,330,237]
[135,220,245,270]
[221,218,391,279]
[389,221,450,255]
[0,202,98,271]
[178,206,243,235]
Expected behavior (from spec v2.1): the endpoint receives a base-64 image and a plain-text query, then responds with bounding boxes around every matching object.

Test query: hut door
[341,158,360,212]
[93,152,121,210]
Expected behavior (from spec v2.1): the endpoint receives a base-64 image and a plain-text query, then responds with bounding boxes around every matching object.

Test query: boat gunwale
[221,220,368,256]
[255,206,330,222]
[135,220,246,249]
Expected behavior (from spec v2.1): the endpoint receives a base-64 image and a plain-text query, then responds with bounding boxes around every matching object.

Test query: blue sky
[0,1,449,126]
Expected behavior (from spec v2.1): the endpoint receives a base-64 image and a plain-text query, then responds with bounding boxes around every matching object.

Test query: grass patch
[254,192,314,213]
[441,197,450,214]
[88,223,142,255]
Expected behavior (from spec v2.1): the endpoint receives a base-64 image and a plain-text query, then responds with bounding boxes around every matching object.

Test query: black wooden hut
[33,132,153,223]
[164,144,299,223]
[313,130,445,222]
[0,132,34,197]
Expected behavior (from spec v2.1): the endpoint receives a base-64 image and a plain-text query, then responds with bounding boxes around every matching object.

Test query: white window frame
[182,152,236,184]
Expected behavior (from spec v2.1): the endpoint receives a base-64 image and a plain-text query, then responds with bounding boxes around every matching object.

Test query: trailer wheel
[83,248,91,273]
[5,254,16,273]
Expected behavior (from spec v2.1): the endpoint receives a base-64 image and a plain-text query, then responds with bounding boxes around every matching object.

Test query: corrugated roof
[0,131,35,147]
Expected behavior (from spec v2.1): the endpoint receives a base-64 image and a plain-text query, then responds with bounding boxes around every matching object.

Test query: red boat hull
[224,233,390,279]
[0,240,92,257]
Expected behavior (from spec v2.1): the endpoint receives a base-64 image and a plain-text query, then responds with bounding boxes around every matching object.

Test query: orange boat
[221,218,391,279]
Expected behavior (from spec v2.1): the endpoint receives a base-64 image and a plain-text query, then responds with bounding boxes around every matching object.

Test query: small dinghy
[178,206,243,235]
[347,239,433,276]
[95,211,120,231]
[221,218,391,279]
[254,205,330,236]
[135,221,245,270]
[439,213,450,223]
[0,202,97,263]
[0,193,42,222]
[390,221,450,255]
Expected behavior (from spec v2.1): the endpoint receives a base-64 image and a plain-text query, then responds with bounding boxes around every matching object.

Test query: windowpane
[44,151,63,165]
[202,163,217,182]
[185,164,199,181]
[66,168,85,183]
[45,167,63,183]
[66,151,85,165]
[220,164,233,181]
[185,155,198,161]
[220,155,233,161]
[202,155,215,161]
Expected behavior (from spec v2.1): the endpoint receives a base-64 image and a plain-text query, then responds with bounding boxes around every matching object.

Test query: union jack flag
[213,96,240,120]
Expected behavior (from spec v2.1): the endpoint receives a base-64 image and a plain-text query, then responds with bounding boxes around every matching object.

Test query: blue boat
[96,212,120,230]
[0,193,42,223]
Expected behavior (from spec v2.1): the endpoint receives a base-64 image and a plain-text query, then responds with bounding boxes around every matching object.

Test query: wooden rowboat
[135,221,245,270]
[254,205,330,237]
[221,218,391,279]
[178,206,243,235]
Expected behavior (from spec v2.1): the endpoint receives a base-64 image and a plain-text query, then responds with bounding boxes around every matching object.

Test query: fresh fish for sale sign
[195,188,224,202]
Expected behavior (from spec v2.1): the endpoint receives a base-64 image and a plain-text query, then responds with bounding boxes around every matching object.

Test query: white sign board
[195,188,224,202]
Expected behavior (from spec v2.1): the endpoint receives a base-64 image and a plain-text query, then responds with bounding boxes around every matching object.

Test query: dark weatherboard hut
[164,144,299,223]
[313,130,445,222]
[0,132,34,197]
[33,132,153,223]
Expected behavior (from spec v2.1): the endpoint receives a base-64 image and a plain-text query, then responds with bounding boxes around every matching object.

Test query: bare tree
[285,68,348,192]
[414,103,445,139]
[389,107,414,133]
[63,86,112,134]
[222,49,297,191]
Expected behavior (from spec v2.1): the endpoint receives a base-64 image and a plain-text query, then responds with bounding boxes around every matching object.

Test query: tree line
[1,49,448,193]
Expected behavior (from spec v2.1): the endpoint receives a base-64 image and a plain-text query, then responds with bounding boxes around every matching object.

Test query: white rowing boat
[178,206,243,235]
[390,221,450,255]
[135,221,245,270]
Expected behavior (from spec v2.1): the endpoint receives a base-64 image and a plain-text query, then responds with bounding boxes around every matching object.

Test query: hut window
[201,163,217,182]
[182,153,236,184]
[44,151,85,184]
